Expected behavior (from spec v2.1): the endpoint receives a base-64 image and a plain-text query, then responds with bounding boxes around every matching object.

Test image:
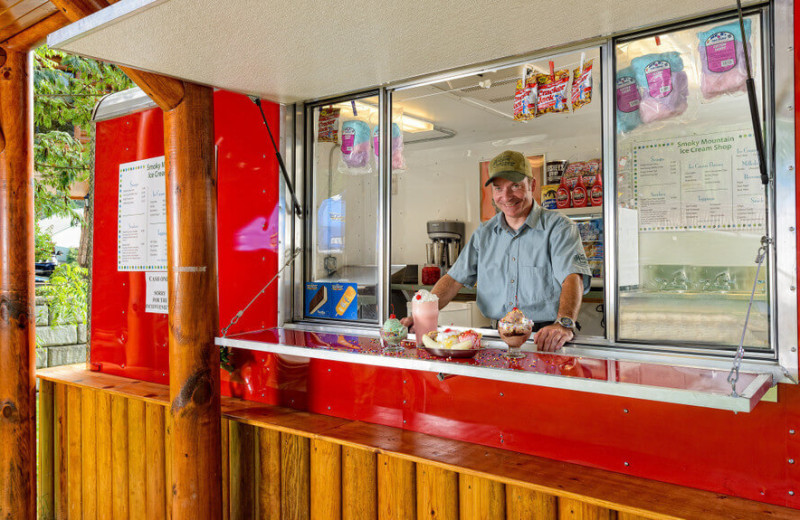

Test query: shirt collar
[492,201,545,235]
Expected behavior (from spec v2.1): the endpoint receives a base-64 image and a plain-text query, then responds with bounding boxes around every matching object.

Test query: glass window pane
[390,49,605,334]
[306,95,380,322]
[614,14,770,350]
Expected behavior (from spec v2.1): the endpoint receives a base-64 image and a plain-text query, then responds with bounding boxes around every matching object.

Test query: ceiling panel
[48,0,759,104]
[0,0,58,43]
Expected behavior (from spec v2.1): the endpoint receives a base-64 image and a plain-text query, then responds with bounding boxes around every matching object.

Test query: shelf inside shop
[557,206,603,218]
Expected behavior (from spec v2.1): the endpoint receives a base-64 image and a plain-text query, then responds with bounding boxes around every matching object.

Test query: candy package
[571,60,593,111]
[338,119,373,174]
[372,122,406,171]
[513,76,538,121]
[536,70,570,116]
[318,107,340,143]
[631,52,689,124]
[697,19,751,100]
[562,162,585,189]
[616,67,642,134]
[583,158,602,187]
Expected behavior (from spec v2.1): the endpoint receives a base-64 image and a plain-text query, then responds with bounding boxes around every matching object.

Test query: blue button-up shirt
[447,202,592,322]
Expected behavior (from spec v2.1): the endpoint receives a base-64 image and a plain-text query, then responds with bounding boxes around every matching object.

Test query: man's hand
[400,316,414,330]
[534,323,574,352]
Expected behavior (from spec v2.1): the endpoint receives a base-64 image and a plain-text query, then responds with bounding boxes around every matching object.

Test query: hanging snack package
[583,158,602,187]
[513,75,538,120]
[338,119,373,174]
[616,67,641,134]
[318,107,340,143]
[697,19,751,100]
[571,60,593,111]
[631,52,688,124]
[536,70,570,116]
[373,122,407,171]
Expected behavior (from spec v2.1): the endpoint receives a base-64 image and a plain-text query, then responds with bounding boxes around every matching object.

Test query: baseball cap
[485,150,533,186]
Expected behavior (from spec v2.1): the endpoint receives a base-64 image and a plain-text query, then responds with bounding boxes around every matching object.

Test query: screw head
[623,408,629,413]
[790,459,795,464]
[790,429,796,435]
[791,227,796,232]
[791,286,797,292]
[624,461,630,466]
[790,491,795,496]
[499,392,504,397]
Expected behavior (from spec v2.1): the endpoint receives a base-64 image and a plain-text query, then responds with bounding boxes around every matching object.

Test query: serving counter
[216,327,771,413]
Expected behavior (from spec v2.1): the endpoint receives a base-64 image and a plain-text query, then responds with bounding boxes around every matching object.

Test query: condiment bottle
[590,170,603,207]
[556,175,571,209]
[572,174,588,208]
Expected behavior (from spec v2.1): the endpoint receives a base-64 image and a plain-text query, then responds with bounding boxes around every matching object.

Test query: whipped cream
[413,289,439,303]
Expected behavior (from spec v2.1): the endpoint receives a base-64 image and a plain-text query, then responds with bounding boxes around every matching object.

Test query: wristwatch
[556,317,575,330]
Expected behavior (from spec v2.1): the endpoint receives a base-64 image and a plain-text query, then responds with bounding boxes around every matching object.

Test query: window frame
[285,1,796,382]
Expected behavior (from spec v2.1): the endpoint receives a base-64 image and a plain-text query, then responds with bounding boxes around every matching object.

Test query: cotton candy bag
[697,19,751,100]
[372,123,406,171]
[616,67,642,134]
[631,52,688,124]
[338,119,372,174]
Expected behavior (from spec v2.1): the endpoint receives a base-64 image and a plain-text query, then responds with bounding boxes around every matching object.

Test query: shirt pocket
[519,265,558,303]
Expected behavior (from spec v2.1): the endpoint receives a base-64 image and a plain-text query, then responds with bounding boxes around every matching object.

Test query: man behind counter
[402,150,592,352]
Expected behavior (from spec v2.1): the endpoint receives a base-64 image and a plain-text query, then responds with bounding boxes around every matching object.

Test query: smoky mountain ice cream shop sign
[117,156,167,271]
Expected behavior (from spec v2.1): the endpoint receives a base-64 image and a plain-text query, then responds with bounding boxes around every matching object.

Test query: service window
[389,48,604,334]
[304,94,381,323]
[613,12,772,351]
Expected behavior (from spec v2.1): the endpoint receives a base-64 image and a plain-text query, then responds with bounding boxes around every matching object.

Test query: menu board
[632,129,765,232]
[117,157,167,271]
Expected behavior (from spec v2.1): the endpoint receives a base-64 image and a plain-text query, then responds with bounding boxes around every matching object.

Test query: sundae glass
[381,314,408,353]
[498,307,533,359]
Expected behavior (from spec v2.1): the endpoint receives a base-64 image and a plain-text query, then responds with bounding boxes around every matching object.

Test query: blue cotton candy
[631,52,688,124]
[340,120,372,169]
[697,19,751,45]
[616,67,641,134]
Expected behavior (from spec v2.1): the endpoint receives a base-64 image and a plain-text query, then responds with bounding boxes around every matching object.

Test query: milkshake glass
[412,290,439,347]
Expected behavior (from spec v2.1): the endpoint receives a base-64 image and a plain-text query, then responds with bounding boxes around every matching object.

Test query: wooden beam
[49,0,116,22]
[0,46,35,520]
[1,11,71,50]
[119,67,185,112]
[164,82,222,520]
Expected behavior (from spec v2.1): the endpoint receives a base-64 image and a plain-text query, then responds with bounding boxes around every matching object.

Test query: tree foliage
[34,46,134,222]
[39,263,89,324]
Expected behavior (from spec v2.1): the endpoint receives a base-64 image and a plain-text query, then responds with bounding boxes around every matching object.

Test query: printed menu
[632,129,764,232]
[117,156,167,271]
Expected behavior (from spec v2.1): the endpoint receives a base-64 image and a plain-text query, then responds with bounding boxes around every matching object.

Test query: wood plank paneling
[128,398,147,520]
[617,513,652,520]
[559,497,613,520]
[221,418,230,520]
[416,463,458,520]
[229,421,257,520]
[258,427,281,520]
[459,473,505,520]
[96,391,113,519]
[81,387,98,519]
[66,386,83,518]
[146,402,167,520]
[506,485,557,520]
[377,454,415,520]
[38,379,55,519]
[165,406,173,520]
[111,394,130,520]
[343,446,377,520]
[281,432,310,520]
[311,438,342,520]
[54,382,68,518]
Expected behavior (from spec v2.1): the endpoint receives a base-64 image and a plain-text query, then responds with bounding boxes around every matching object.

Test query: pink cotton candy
[698,42,750,100]
[638,70,688,124]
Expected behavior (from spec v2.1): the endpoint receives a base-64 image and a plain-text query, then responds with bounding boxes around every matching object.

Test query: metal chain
[220,247,301,338]
[727,235,771,397]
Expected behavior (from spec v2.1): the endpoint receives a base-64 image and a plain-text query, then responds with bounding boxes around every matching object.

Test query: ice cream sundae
[498,307,533,358]
[381,314,408,352]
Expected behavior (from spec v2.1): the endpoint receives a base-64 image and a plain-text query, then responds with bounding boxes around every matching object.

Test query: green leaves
[39,263,89,325]
[34,45,134,221]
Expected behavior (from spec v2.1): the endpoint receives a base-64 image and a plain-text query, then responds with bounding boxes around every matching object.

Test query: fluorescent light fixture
[335,101,434,133]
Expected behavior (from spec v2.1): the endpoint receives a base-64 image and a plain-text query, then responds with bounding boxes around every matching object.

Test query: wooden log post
[163,82,222,520]
[0,46,36,520]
